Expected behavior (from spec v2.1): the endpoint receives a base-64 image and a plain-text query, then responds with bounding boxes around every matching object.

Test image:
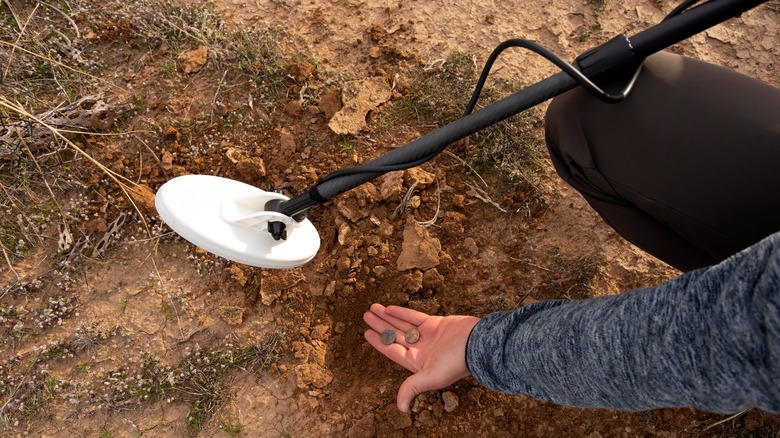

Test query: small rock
[369,22,387,42]
[336,257,351,272]
[328,77,392,135]
[294,363,333,389]
[260,290,279,306]
[225,264,248,286]
[399,271,423,293]
[415,410,434,428]
[451,193,466,208]
[178,46,208,74]
[384,405,412,430]
[379,171,404,200]
[397,217,441,271]
[160,149,174,170]
[283,100,302,116]
[422,268,444,290]
[163,125,179,140]
[279,129,297,154]
[324,280,336,296]
[218,305,244,326]
[288,60,315,82]
[463,237,479,255]
[318,88,342,119]
[442,391,459,412]
[346,413,376,438]
[338,223,350,245]
[310,324,330,341]
[128,184,156,218]
[405,167,435,186]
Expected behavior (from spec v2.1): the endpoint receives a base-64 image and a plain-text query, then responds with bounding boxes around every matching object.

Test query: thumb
[397,372,436,413]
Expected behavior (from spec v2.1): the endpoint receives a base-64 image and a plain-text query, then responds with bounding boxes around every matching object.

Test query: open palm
[363,303,480,412]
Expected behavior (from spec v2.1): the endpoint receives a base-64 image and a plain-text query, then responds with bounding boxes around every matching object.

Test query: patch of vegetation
[385,52,549,207]
[0,330,284,430]
[0,0,295,271]
[97,332,285,433]
[543,249,603,299]
[577,23,602,43]
[220,421,242,436]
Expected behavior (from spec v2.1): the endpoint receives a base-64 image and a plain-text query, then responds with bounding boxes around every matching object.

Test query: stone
[405,167,435,186]
[379,171,404,200]
[218,305,244,326]
[279,129,297,154]
[318,88,342,119]
[346,413,376,438]
[324,280,336,296]
[288,60,315,82]
[384,405,412,430]
[160,149,174,170]
[178,46,208,74]
[294,363,333,389]
[328,77,392,135]
[442,391,459,412]
[310,324,330,341]
[128,184,156,218]
[422,268,445,290]
[397,217,441,271]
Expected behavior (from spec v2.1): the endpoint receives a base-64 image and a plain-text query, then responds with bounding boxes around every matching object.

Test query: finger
[363,312,413,349]
[384,305,429,327]
[397,372,437,413]
[364,330,415,372]
[363,310,401,334]
[385,305,429,326]
[368,305,418,333]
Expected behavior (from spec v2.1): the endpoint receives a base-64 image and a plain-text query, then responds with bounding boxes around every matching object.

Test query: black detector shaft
[268,0,767,239]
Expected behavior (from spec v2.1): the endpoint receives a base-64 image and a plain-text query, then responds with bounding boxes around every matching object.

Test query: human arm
[365,231,780,414]
[467,231,780,413]
[363,304,479,412]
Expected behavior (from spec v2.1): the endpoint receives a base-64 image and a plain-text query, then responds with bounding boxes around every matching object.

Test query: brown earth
[1,0,779,437]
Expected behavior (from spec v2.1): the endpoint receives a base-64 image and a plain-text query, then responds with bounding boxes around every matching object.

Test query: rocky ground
[0,0,778,436]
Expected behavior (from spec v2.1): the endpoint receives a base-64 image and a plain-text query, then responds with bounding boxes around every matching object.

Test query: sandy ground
[1,0,778,436]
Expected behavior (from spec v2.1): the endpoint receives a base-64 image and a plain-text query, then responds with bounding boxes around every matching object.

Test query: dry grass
[387,52,550,212]
[0,0,293,432]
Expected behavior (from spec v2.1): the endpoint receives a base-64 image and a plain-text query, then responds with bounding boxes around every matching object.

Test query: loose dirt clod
[328,77,392,135]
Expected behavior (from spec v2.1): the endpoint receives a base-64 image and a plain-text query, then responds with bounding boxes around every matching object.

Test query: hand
[363,303,481,412]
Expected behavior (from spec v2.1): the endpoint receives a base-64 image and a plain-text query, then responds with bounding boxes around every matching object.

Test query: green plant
[221,421,242,435]
[543,250,604,299]
[383,52,548,205]
[161,301,175,320]
[339,139,352,152]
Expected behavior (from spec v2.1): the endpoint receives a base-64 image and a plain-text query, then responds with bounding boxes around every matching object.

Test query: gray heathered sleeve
[465,231,780,414]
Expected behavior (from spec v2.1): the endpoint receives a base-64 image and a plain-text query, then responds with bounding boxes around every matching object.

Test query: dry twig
[37,1,81,39]
[464,181,508,213]
[2,3,39,82]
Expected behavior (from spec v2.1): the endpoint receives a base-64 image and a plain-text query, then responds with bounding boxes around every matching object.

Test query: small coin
[404,327,420,344]
[380,329,396,345]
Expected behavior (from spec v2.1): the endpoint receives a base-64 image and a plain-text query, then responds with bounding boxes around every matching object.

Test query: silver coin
[380,329,396,345]
[404,327,420,344]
